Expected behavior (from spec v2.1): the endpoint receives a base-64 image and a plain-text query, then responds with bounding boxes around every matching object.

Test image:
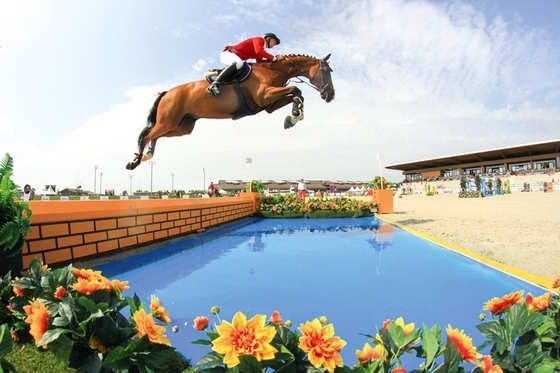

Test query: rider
[206,33,284,96]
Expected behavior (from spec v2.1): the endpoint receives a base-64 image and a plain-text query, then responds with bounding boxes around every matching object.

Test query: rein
[269,56,332,94]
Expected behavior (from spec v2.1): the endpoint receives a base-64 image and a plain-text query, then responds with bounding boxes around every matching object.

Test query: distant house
[59,188,91,196]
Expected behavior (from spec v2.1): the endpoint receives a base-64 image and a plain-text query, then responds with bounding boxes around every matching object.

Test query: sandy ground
[379,191,560,281]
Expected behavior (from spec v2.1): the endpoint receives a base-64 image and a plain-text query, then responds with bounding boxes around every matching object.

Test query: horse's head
[309,54,335,103]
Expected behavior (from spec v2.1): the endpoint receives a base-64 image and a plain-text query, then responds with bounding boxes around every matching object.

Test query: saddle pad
[205,63,252,84]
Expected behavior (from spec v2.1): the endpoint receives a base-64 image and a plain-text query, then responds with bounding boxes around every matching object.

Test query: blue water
[96,217,547,366]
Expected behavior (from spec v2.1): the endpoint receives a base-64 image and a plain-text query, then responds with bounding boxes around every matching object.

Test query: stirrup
[206,83,220,96]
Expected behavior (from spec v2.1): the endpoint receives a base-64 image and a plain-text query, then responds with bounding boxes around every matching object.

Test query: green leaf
[420,324,441,368]
[79,296,99,314]
[78,351,102,373]
[238,355,262,373]
[52,315,70,327]
[103,346,129,366]
[195,351,226,369]
[38,328,73,346]
[0,324,13,359]
[441,339,462,373]
[514,329,541,367]
[476,320,509,354]
[48,334,73,367]
[192,338,213,345]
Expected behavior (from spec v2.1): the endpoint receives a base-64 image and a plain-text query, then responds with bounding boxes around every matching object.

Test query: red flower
[446,325,481,363]
[526,292,552,313]
[483,291,523,316]
[54,286,67,299]
[480,355,503,373]
[392,368,407,373]
[270,311,282,325]
[193,316,209,331]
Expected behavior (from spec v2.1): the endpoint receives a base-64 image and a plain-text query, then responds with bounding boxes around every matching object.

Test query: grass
[6,336,193,373]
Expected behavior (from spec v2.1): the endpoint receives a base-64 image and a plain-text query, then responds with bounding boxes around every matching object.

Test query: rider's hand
[274,54,285,61]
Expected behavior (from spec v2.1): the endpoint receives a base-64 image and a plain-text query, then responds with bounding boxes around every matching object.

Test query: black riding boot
[207,63,239,96]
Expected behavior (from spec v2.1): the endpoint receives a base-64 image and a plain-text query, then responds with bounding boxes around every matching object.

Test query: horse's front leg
[259,86,304,129]
[285,96,304,129]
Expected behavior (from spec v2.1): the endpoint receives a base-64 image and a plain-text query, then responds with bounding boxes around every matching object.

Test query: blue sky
[2,0,560,194]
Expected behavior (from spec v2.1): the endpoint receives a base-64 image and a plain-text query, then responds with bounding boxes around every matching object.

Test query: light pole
[100,172,103,194]
[94,165,99,194]
[203,167,205,191]
[171,173,175,192]
[149,161,155,195]
[129,175,133,196]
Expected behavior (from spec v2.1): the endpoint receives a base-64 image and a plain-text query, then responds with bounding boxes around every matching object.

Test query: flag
[376,153,380,160]
[246,158,252,164]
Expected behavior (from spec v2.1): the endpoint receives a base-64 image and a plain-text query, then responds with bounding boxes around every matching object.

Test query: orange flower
[212,312,277,368]
[376,317,418,345]
[110,279,130,293]
[132,308,171,346]
[483,291,523,316]
[355,343,386,366]
[54,286,67,299]
[90,336,111,354]
[526,293,552,313]
[446,325,481,363]
[23,300,50,348]
[552,277,560,289]
[150,295,171,324]
[480,355,503,373]
[393,368,407,373]
[193,316,209,331]
[12,285,25,296]
[72,267,102,280]
[270,310,282,325]
[70,277,106,295]
[298,318,346,372]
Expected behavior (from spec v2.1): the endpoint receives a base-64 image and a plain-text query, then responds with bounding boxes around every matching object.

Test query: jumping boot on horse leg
[206,63,238,96]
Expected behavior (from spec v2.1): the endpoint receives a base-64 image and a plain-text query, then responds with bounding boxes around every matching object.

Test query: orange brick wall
[22,193,260,268]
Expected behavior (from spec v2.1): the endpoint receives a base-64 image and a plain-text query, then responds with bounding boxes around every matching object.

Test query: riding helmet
[263,32,280,44]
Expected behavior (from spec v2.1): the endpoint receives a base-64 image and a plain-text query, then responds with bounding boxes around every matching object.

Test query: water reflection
[247,232,267,274]
[366,222,394,275]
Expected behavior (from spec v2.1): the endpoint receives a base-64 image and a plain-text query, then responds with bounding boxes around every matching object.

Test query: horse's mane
[254,53,318,66]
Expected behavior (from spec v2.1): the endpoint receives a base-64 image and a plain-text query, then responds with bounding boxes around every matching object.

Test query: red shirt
[224,36,275,62]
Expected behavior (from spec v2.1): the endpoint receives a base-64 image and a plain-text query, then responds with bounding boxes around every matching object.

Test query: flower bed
[260,194,377,218]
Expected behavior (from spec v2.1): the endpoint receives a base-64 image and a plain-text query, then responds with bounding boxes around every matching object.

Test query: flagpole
[376,153,383,189]
[246,158,253,192]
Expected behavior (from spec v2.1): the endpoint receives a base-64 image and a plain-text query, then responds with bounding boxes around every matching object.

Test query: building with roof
[215,179,369,194]
[386,139,560,181]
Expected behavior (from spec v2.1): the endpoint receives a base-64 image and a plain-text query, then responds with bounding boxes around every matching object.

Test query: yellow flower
[298,318,346,372]
[23,300,50,348]
[446,325,481,363]
[212,311,277,368]
[355,343,386,366]
[132,308,171,346]
[211,305,221,315]
[72,267,103,280]
[150,295,172,324]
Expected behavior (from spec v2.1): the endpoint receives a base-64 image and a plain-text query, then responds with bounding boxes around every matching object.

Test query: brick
[108,228,128,239]
[98,240,119,253]
[117,217,136,228]
[26,226,40,240]
[84,231,108,244]
[154,230,168,240]
[96,219,117,231]
[137,215,153,225]
[168,227,180,236]
[45,249,72,264]
[167,212,180,220]
[128,226,146,235]
[71,221,95,234]
[145,223,160,232]
[57,235,84,248]
[41,223,69,238]
[161,221,173,229]
[191,210,201,217]
[179,211,191,219]
[119,236,137,248]
[73,244,97,258]
[29,238,57,253]
[174,219,186,227]
[153,213,167,223]
[23,254,42,269]
[137,233,154,244]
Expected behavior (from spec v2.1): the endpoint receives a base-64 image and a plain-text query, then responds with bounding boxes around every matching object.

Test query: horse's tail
[137,91,168,148]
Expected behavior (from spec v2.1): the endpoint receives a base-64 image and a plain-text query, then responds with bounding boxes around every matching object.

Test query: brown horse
[126,53,335,170]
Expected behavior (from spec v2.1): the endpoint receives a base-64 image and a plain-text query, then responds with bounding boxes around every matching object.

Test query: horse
[125,53,335,170]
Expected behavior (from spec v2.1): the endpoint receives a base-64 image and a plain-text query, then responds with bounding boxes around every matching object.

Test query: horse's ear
[322,53,331,61]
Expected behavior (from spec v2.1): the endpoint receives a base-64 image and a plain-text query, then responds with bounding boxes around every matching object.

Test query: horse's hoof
[126,162,136,170]
[142,153,153,162]
[284,116,295,129]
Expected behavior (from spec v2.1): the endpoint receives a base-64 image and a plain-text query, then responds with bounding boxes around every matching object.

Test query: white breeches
[220,51,243,69]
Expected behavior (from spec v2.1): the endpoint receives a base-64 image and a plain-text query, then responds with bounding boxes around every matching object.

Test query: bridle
[269,56,334,96]
[285,56,334,96]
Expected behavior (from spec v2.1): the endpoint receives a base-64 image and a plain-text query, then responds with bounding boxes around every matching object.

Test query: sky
[2,0,560,194]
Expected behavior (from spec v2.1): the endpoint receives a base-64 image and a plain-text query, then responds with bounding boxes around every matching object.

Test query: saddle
[204,63,252,84]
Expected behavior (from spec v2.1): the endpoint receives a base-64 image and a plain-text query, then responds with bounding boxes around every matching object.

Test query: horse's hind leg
[142,139,157,161]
